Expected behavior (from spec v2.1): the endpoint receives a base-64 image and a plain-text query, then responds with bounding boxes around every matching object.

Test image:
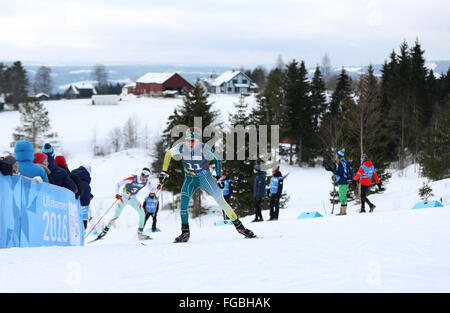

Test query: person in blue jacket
[268,165,284,221]
[71,164,93,229]
[14,140,49,183]
[42,143,78,197]
[143,185,159,232]
[252,164,266,222]
[325,148,354,216]
[221,171,233,220]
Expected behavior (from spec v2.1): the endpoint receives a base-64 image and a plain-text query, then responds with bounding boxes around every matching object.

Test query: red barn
[131,72,194,95]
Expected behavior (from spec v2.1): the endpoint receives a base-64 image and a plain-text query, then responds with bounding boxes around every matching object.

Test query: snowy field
[1,95,450,292]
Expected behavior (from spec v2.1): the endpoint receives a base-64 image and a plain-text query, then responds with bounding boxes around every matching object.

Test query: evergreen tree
[222,93,257,218]
[282,60,313,164]
[11,99,58,148]
[263,66,285,125]
[409,39,431,159]
[419,109,450,180]
[310,66,328,136]
[6,61,29,110]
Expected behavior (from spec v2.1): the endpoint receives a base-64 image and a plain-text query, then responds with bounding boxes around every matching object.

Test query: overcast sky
[0,0,448,68]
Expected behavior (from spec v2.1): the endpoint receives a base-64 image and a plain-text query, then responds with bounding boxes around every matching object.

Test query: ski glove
[116,194,123,203]
[216,176,225,189]
[159,171,169,185]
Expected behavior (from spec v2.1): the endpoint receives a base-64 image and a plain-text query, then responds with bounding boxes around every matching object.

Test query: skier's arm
[115,177,133,194]
[205,144,221,176]
[162,143,181,172]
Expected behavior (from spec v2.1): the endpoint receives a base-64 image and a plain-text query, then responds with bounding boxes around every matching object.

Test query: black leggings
[361,185,374,210]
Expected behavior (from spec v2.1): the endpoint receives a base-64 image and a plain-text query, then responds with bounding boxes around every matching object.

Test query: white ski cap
[82,164,91,174]
[149,185,158,194]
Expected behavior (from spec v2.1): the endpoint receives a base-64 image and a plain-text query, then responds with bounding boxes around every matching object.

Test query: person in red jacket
[353,154,381,213]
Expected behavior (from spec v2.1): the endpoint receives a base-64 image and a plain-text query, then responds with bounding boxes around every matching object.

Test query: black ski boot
[233,219,256,238]
[174,224,190,243]
[96,226,110,240]
[137,228,152,240]
[369,204,376,213]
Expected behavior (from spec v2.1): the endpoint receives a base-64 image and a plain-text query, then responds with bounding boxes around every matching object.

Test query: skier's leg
[174,175,198,242]
[128,197,145,229]
[180,175,198,225]
[105,198,126,228]
[199,173,255,238]
[198,173,238,221]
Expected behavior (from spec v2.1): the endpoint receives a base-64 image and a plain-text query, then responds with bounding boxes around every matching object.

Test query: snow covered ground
[1,95,450,292]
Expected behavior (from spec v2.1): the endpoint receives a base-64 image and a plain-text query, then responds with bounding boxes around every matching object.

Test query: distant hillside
[2,60,448,94]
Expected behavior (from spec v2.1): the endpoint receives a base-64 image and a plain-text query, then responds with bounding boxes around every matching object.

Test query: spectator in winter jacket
[221,171,233,220]
[268,165,284,221]
[252,164,266,222]
[55,155,84,200]
[0,158,13,176]
[325,148,354,216]
[33,152,54,184]
[353,154,381,213]
[71,164,93,229]
[143,185,159,232]
[2,155,19,174]
[41,143,78,197]
[14,140,49,183]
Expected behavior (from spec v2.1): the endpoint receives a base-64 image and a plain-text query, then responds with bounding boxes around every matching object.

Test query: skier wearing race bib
[353,154,381,213]
[143,185,159,232]
[96,168,154,240]
[268,165,283,221]
[325,148,354,216]
[159,127,256,242]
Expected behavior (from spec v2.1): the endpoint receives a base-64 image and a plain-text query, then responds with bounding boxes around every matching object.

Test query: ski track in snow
[1,95,450,292]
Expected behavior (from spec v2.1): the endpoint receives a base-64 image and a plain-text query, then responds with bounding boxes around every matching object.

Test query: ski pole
[85,199,118,239]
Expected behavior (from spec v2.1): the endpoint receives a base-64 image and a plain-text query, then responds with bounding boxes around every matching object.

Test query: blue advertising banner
[0,173,85,249]
[0,174,22,248]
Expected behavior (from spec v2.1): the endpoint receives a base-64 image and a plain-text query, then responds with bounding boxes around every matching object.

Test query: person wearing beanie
[42,143,79,197]
[14,140,49,183]
[3,155,19,174]
[72,164,94,229]
[42,143,55,158]
[325,148,354,216]
[252,163,266,222]
[353,154,381,213]
[96,167,154,241]
[33,152,54,184]
[142,185,160,232]
[56,155,84,202]
[268,165,283,221]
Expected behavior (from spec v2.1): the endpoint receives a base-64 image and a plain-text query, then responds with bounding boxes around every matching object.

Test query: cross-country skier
[143,185,159,232]
[353,154,381,213]
[159,127,256,242]
[96,168,153,240]
[325,148,354,216]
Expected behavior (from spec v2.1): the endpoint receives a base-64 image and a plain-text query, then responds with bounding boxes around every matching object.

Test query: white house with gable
[201,70,258,94]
